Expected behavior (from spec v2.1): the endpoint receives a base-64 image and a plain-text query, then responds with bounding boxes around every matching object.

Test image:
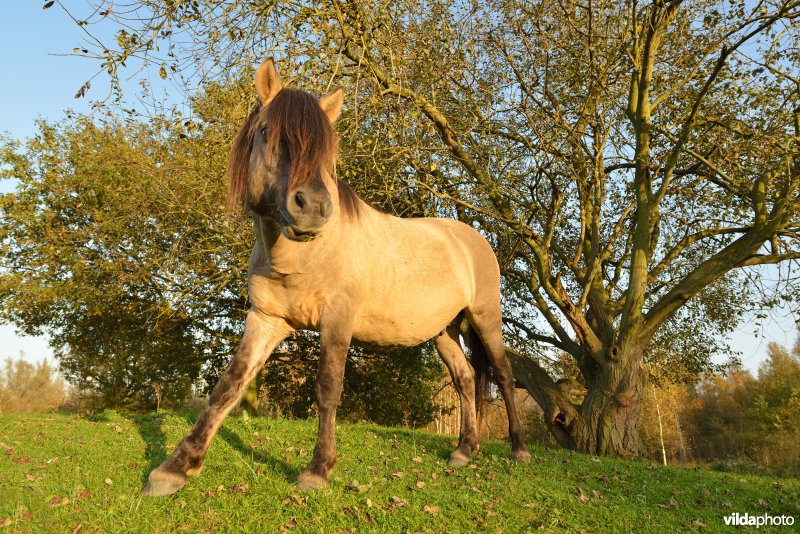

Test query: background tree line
[0,0,798,459]
[0,357,65,413]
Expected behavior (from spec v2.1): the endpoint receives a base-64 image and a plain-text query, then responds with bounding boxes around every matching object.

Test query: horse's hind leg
[435,319,480,467]
[142,312,291,497]
[466,307,531,463]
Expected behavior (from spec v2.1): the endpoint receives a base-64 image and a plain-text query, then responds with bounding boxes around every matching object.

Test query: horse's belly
[351,297,464,347]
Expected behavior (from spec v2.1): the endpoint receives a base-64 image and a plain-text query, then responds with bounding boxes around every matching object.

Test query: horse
[142,58,530,497]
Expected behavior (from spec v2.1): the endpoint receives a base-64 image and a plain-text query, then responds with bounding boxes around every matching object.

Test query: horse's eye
[260,127,268,139]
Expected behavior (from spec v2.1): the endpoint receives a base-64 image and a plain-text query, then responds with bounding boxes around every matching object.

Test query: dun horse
[143,58,530,497]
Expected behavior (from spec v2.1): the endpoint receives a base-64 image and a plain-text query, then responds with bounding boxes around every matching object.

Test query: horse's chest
[248,274,323,329]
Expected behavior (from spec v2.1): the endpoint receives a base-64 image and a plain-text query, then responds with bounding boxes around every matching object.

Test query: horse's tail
[466,326,489,428]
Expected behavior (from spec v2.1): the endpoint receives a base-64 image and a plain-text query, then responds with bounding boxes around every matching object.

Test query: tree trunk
[572,354,645,456]
[507,347,646,457]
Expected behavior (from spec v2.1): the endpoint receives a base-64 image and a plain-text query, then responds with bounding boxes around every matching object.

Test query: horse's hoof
[141,469,188,497]
[296,470,328,491]
[511,449,531,464]
[448,450,470,467]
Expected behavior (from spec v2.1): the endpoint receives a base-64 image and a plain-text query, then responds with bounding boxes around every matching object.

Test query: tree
[684,344,800,474]
[0,97,248,408]
[46,0,800,453]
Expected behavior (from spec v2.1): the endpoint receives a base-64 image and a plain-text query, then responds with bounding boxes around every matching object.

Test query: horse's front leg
[296,313,352,490]
[142,312,291,497]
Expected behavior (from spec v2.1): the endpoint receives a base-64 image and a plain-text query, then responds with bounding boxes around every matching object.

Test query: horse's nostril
[294,191,307,210]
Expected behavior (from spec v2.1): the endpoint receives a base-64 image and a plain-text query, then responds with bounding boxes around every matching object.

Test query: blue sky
[0,2,96,364]
[0,1,181,365]
[0,2,797,372]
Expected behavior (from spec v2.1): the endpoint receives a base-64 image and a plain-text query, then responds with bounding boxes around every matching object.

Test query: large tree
[46,0,800,453]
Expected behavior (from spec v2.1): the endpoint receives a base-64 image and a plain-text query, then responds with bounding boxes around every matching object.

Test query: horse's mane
[226,88,360,218]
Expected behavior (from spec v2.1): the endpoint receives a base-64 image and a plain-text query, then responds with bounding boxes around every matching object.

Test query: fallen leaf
[128,461,139,469]
[416,481,426,489]
[13,457,32,464]
[390,472,406,479]
[575,487,590,503]
[431,473,439,479]
[25,474,35,481]
[19,512,32,522]
[229,482,249,493]
[424,505,439,515]
[656,496,678,509]
[48,496,68,507]
[411,456,423,463]
[4,449,13,455]
[281,493,305,506]
[112,424,123,433]
[104,478,113,486]
[72,524,83,534]
[366,498,373,508]
[284,518,297,529]
[0,517,11,528]
[78,491,91,499]
[592,489,604,499]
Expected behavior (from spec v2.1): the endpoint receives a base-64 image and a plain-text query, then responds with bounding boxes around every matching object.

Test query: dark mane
[226,89,361,218]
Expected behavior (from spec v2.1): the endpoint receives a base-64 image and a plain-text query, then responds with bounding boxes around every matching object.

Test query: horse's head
[227,58,344,241]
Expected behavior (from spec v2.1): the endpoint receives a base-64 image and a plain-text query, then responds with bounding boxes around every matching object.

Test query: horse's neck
[251,214,347,274]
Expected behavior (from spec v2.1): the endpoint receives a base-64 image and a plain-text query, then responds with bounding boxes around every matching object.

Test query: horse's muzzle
[282,224,320,242]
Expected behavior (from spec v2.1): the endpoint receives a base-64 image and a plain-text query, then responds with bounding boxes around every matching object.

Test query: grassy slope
[0,412,798,533]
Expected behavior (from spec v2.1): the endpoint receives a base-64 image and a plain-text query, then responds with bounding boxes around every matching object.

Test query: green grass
[0,412,798,532]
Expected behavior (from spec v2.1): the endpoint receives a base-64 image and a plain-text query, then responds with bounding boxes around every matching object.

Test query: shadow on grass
[367,426,459,462]
[177,413,302,482]
[121,412,301,486]
[122,413,169,486]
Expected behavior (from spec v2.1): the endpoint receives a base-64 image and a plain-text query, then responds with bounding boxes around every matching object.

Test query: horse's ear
[319,88,344,124]
[255,57,282,106]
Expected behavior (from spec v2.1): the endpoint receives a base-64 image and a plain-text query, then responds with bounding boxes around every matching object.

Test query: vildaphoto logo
[723,513,795,528]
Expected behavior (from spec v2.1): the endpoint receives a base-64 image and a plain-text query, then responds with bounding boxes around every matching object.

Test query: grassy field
[0,412,798,532]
